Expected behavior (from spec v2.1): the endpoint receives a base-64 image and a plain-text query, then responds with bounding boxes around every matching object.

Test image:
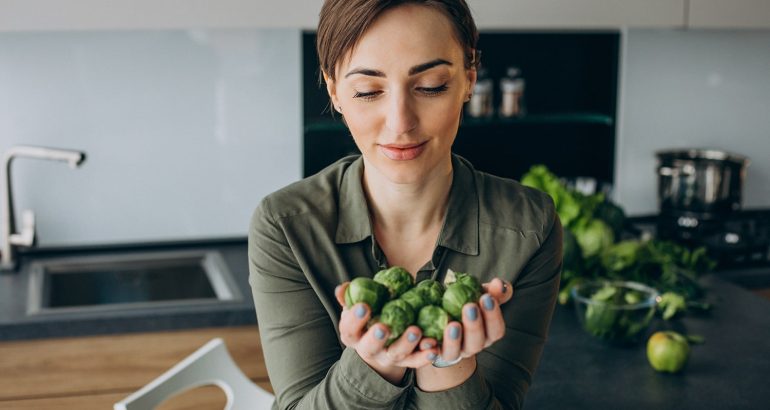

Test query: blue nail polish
[467,306,478,321]
[483,295,495,311]
[449,326,460,340]
[427,352,438,361]
[374,327,385,340]
[407,332,418,342]
[355,305,366,318]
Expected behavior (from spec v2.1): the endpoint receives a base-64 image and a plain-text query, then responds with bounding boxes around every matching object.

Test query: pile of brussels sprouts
[344,267,483,345]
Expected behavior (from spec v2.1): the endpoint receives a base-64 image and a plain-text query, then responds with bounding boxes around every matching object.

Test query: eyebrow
[344,58,452,79]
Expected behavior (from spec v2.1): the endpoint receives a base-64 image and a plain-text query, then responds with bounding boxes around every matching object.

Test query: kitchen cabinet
[303,32,620,185]
[688,0,770,29]
[1,0,688,32]
[472,0,686,29]
[0,0,320,31]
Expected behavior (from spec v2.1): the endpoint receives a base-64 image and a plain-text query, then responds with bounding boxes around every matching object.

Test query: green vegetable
[345,277,389,314]
[647,331,691,373]
[573,218,615,259]
[378,299,415,346]
[601,240,643,273]
[416,279,444,305]
[444,269,482,296]
[374,267,413,299]
[657,292,686,320]
[442,282,480,321]
[578,283,656,342]
[417,305,450,341]
[401,280,444,312]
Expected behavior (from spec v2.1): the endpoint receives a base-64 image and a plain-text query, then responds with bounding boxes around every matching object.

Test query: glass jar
[499,67,526,118]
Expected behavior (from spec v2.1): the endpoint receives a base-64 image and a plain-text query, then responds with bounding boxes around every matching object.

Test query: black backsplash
[303,31,619,184]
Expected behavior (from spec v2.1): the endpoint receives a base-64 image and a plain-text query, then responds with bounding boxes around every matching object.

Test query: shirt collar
[335,154,480,256]
[335,156,372,244]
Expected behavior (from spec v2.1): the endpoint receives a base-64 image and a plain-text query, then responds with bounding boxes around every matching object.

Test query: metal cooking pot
[656,149,750,216]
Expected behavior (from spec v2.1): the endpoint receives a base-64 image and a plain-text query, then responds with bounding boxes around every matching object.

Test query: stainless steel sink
[26,249,242,315]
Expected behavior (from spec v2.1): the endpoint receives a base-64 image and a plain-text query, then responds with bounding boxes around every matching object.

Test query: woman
[248,1,562,408]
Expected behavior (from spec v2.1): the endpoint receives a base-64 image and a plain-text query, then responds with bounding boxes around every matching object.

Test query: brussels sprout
[416,279,444,305]
[374,267,414,299]
[345,277,389,314]
[443,269,482,295]
[379,299,416,345]
[442,283,480,321]
[417,305,450,341]
[400,288,429,312]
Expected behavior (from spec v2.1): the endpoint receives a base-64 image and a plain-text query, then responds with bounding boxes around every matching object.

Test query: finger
[419,338,438,351]
[400,347,440,368]
[339,303,369,346]
[440,322,463,362]
[461,303,485,355]
[482,278,513,304]
[385,326,422,363]
[335,282,350,307]
[357,323,390,359]
[479,294,506,347]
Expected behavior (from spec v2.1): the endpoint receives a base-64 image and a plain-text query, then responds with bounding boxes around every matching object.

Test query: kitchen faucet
[1,145,86,272]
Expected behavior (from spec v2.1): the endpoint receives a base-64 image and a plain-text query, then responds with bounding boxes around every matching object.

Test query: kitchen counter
[0,238,255,341]
[525,274,770,409]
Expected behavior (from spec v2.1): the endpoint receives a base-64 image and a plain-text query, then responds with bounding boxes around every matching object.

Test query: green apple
[646,331,691,373]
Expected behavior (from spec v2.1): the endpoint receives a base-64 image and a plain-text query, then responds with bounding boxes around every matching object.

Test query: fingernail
[466,306,478,321]
[421,342,434,350]
[355,305,366,318]
[427,352,438,361]
[449,326,460,340]
[483,295,495,311]
[407,332,418,342]
[374,327,385,340]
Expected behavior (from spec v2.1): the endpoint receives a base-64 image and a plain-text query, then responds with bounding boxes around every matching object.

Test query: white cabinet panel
[689,0,770,29]
[471,0,686,29]
[1,0,688,32]
[0,0,323,32]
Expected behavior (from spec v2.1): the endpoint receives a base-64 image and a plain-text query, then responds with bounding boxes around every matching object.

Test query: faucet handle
[9,209,36,247]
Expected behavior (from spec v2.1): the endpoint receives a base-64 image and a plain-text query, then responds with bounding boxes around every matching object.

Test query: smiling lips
[378,141,428,161]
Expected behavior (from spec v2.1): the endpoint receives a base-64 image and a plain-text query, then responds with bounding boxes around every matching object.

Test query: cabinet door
[0,0,320,32]
[688,0,770,29]
[471,0,686,29]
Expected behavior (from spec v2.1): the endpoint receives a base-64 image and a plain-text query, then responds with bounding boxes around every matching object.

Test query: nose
[384,92,418,136]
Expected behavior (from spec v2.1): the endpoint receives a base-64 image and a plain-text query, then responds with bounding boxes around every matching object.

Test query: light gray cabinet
[688,0,770,29]
[472,0,686,29]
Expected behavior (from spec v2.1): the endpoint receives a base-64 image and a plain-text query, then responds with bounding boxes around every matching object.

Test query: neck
[361,157,453,236]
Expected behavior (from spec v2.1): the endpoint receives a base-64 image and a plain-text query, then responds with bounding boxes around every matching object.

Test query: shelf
[304,112,613,134]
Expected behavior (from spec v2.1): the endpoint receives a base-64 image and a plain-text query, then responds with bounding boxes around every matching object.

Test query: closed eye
[418,84,449,96]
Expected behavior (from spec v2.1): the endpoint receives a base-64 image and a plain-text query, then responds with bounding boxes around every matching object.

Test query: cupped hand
[432,278,514,363]
[335,282,438,372]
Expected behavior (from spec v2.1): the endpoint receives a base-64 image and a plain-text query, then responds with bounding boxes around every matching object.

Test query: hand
[415,278,514,392]
[435,278,514,362]
[334,282,438,383]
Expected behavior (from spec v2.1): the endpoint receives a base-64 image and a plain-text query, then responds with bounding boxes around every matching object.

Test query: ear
[465,66,477,98]
[323,71,342,113]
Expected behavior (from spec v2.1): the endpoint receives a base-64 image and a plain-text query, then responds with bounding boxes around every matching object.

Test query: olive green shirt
[248,154,562,410]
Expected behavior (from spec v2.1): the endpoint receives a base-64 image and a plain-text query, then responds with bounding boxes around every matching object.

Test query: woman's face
[326,4,476,185]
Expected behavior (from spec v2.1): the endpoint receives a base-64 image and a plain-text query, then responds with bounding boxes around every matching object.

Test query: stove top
[627,209,770,270]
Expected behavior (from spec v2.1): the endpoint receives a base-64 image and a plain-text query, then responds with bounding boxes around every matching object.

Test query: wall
[0,29,301,247]
[615,29,770,215]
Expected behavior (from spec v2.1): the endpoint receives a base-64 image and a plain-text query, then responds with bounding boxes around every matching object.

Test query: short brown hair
[316,0,479,83]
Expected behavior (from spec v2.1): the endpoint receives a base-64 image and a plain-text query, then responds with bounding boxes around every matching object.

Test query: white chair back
[114,338,274,410]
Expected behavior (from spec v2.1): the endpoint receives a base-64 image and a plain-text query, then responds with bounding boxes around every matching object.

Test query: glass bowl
[571,280,659,344]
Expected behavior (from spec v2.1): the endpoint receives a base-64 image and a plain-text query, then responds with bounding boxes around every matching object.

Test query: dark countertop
[0,238,255,341]
[525,274,770,409]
